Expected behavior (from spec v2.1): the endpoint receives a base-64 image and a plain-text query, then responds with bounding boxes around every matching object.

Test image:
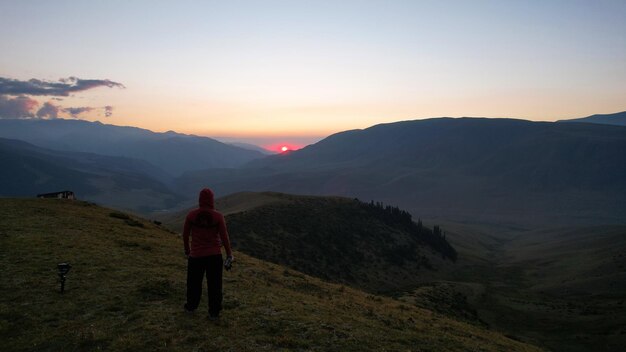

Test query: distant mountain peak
[557,110,626,126]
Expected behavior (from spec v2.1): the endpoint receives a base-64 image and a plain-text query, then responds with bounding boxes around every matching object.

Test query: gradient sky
[1,0,625,148]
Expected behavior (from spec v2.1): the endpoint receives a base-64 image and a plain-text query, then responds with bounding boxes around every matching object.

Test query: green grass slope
[474,225,626,352]
[0,198,542,351]
[425,223,626,352]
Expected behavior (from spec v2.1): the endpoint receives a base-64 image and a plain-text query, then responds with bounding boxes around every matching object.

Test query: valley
[408,221,626,352]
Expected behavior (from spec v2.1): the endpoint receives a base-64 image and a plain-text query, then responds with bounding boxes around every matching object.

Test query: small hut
[36,191,76,200]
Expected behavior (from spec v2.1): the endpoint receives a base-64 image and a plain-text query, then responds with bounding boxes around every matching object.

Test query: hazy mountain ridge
[0,119,266,175]
[228,142,274,155]
[177,117,626,227]
[0,138,183,212]
[4,116,625,224]
[558,111,626,126]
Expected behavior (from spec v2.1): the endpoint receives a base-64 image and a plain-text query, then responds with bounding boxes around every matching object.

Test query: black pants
[185,254,223,316]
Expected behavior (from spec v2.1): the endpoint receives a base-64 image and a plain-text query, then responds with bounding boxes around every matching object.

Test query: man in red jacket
[183,188,233,319]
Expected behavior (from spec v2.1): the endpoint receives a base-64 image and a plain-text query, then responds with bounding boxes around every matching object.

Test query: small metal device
[57,263,72,293]
[224,256,233,271]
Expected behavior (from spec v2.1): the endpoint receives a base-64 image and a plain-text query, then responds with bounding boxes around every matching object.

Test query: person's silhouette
[182,188,233,319]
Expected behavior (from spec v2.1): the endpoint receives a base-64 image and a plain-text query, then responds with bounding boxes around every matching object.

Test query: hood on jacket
[198,188,215,209]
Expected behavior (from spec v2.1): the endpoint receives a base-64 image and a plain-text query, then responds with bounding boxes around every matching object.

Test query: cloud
[37,103,111,119]
[64,106,94,118]
[0,95,115,120]
[0,95,39,119]
[0,76,122,119]
[36,102,61,119]
[0,76,125,96]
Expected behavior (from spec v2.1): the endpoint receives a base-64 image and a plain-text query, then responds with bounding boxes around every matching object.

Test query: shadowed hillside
[227,193,457,294]
[0,198,542,351]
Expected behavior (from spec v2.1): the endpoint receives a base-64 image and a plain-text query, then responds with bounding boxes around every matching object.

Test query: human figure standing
[183,188,233,319]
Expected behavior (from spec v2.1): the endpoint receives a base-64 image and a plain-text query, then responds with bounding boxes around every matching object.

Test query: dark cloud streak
[0,76,125,96]
[0,95,115,120]
[64,106,94,118]
[0,76,121,119]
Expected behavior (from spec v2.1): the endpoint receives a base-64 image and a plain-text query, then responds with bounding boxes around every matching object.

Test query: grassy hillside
[164,192,457,294]
[0,198,542,351]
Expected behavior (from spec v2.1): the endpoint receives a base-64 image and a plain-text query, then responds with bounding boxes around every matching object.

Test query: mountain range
[0,118,265,176]
[2,113,626,225]
[176,115,626,227]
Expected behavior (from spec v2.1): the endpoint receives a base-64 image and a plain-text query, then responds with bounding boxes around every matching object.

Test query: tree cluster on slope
[363,200,457,261]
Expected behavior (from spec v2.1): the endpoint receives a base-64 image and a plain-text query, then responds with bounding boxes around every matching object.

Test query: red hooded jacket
[183,188,232,258]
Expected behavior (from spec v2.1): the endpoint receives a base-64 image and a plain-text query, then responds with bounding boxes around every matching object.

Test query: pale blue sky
[1,0,625,147]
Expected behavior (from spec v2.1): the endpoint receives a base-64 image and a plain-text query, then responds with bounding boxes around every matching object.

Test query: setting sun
[264,143,303,153]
